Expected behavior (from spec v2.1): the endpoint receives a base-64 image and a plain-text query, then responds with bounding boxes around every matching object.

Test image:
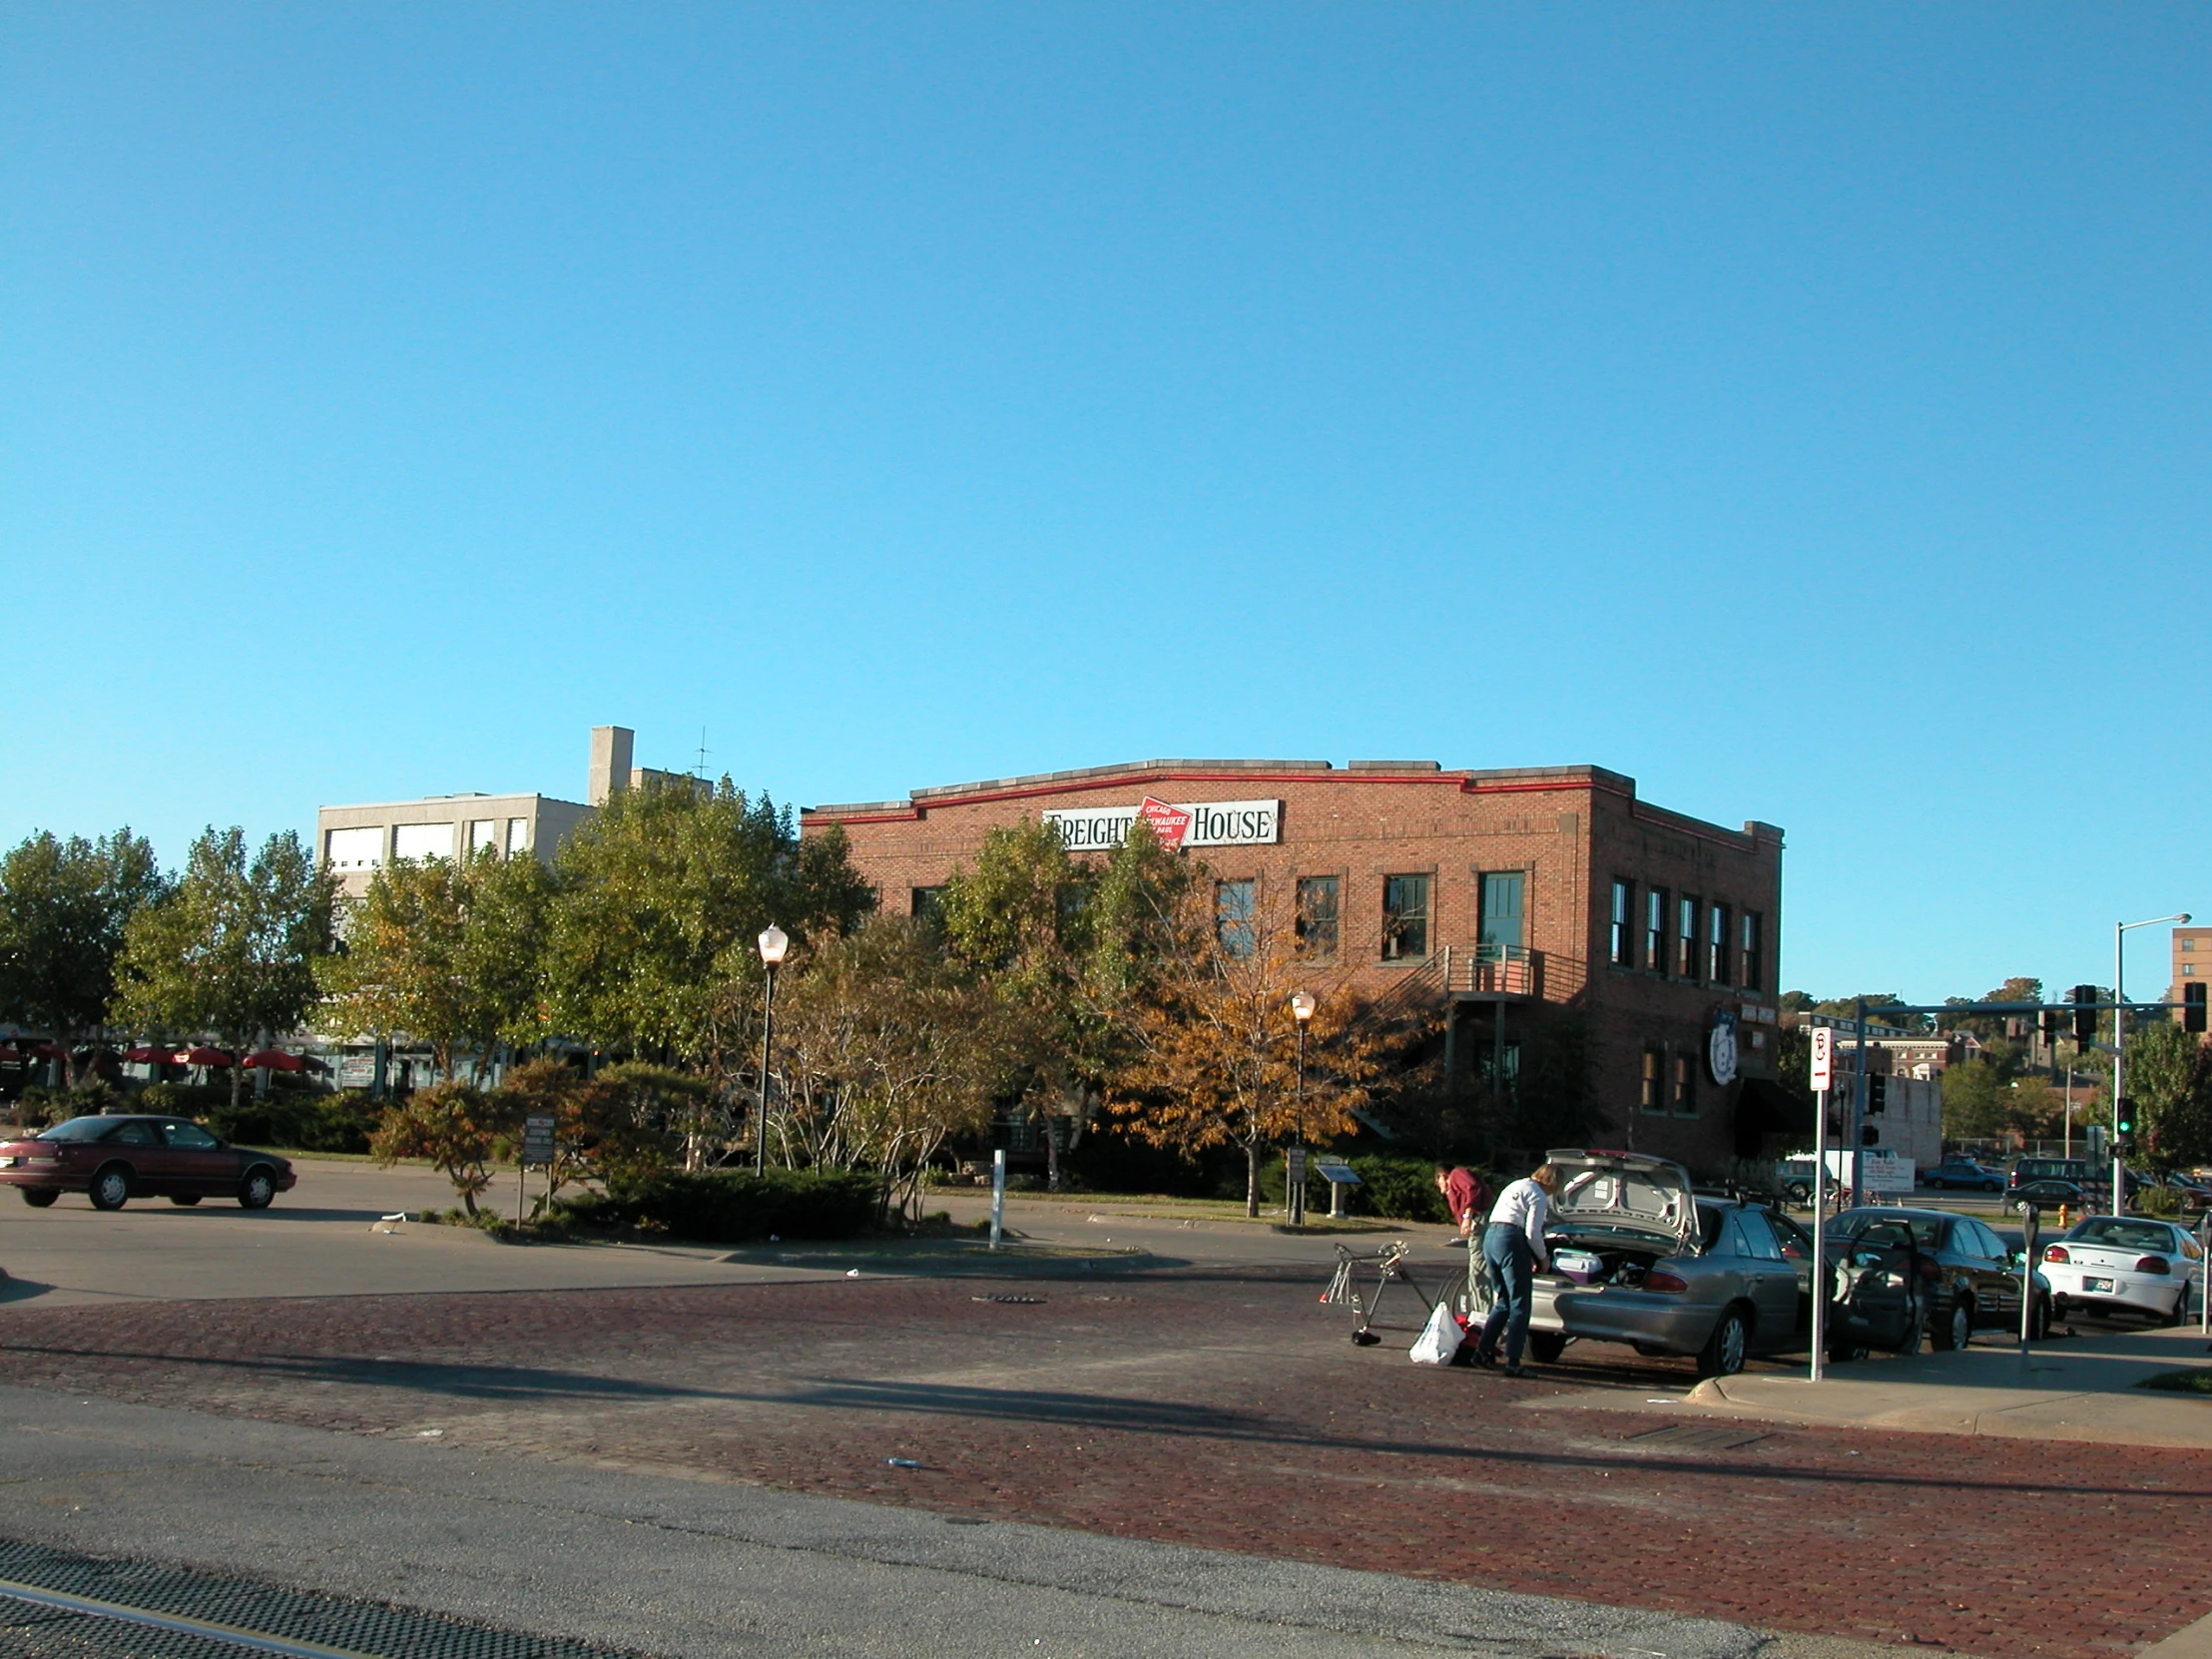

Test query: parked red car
[0,1115,296,1211]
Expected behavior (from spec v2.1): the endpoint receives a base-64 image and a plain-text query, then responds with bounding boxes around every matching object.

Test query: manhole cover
[1625,1423,1770,1451]
[971,1295,1043,1304]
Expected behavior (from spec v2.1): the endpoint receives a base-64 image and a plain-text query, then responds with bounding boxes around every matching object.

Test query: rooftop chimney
[589,726,634,808]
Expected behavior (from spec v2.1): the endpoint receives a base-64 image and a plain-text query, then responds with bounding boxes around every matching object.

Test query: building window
[1479,871,1524,951]
[468,820,498,856]
[1610,879,1636,967]
[910,886,945,926]
[1672,1051,1698,1117]
[1641,1047,1664,1114]
[1296,876,1340,959]
[1216,879,1257,958]
[505,818,530,855]
[1646,888,1667,971]
[323,826,383,871]
[392,823,455,862]
[1677,894,1699,979]
[2186,963,2197,977]
[1741,911,1765,993]
[1382,874,1430,961]
[1708,902,1732,985]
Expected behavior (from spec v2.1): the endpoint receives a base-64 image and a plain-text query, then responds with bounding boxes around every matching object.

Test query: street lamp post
[756,924,790,1177]
[2113,913,2190,1215]
[1289,991,1316,1227]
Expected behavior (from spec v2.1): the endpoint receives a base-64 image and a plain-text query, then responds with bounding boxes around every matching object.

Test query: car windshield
[2064,1219,2174,1252]
[37,1116,126,1142]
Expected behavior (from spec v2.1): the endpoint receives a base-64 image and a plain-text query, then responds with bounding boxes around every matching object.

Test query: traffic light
[2116,1096,2137,1155]
[2187,983,2207,1034]
[2040,1006,2060,1043]
[2072,985,2098,1045]
[1860,1124,1880,1146]
[1867,1074,1888,1115]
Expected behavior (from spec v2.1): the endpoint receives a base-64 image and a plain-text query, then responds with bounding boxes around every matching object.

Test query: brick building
[802,758,1789,1176]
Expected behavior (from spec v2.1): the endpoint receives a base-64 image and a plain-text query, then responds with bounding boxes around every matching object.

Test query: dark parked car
[1923,1160,2003,1193]
[2009,1178,2088,1216]
[0,1115,295,1211]
[1827,1206,2048,1351]
[2010,1157,2093,1194]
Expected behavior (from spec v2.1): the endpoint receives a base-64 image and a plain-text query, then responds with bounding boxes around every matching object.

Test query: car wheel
[1890,1290,1926,1355]
[2165,1291,2189,1329]
[239,1168,276,1210]
[1527,1332,1567,1365]
[2028,1295,2050,1342]
[169,1194,202,1207]
[1928,1178,1945,1191]
[1931,1294,1973,1352]
[1827,1341,1871,1363]
[1695,1306,1751,1378]
[89,1166,132,1212]
[1985,1181,2001,1194]
[20,1188,58,1209]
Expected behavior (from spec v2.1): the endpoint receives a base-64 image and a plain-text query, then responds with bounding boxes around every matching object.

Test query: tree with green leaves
[775,917,1004,1220]
[370,1079,513,1215]
[2126,1022,2212,1173]
[114,828,335,1107]
[542,782,872,1096]
[935,817,1194,1189]
[0,829,166,1083]
[318,847,556,1079]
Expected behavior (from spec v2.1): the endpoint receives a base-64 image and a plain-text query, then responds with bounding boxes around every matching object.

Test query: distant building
[315,725,687,899]
[2171,925,2210,1031]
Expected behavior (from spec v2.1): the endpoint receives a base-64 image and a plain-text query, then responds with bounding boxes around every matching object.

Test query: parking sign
[1810,1027,1833,1091]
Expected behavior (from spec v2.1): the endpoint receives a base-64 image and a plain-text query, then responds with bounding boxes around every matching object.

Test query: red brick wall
[804,762,1783,1177]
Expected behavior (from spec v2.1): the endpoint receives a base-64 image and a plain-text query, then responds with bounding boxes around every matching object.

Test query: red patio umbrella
[242,1049,306,1072]
[123,1046,170,1063]
[174,1047,236,1067]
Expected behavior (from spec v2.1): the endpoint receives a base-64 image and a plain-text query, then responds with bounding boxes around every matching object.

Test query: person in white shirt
[1469,1163,1563,1377]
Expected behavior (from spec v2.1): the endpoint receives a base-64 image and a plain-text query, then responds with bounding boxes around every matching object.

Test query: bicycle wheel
[1447,1260,1494,1326]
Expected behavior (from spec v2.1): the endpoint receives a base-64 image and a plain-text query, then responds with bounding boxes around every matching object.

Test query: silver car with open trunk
[1520,1148,1819,1377]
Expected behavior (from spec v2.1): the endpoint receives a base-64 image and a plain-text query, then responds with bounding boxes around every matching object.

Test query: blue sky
[3,4,2205,1003]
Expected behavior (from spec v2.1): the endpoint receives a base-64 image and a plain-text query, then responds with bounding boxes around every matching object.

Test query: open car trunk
[1544,1148,1700,1261]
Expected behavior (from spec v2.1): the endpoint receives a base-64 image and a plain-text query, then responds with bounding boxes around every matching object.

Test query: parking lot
[4,1160,2212,1659]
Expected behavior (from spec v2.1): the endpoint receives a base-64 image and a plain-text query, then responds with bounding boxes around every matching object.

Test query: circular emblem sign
[1707,1007,1740,1087]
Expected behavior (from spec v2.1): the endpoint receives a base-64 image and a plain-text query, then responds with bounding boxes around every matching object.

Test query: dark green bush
[1346,1156,1461,1223]
[138,1083,383,1154]
[558,1167,883,1243]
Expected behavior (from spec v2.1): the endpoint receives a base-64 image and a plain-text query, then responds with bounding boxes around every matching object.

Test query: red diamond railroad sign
[1138,797,1193,848]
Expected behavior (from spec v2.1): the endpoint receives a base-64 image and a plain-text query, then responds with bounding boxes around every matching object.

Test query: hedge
[557,1168,883,1243]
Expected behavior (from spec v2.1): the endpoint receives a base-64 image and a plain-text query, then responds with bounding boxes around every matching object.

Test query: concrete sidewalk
[1550,1323,2212,1448]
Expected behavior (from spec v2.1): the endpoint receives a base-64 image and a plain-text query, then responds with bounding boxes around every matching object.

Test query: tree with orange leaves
[1107,892,1384,1218]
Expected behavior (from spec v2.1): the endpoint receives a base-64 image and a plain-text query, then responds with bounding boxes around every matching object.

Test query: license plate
[2085,1277,2115,1293]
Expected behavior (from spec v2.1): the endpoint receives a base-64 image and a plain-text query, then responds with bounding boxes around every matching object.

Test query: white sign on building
[1041,797,1283,852]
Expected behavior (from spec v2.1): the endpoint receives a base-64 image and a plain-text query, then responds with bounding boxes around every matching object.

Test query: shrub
[1347,1155,1460,1223]
[2136,1183,2183,1218]
[144,1085,383,1154]
[11,1083,118,1129]
[559,1167,882,1244]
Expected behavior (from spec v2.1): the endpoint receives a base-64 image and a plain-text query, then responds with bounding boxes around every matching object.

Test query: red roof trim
[804,767,1595,823]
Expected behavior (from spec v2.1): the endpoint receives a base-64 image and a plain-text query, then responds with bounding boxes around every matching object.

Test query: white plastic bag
[1409,1300,1466,1365]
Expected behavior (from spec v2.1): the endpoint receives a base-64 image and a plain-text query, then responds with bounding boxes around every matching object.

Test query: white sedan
[2040,1217,2202,1324]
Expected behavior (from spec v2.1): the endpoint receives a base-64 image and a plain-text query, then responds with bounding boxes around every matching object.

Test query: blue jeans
[1477,1223,1535,1365]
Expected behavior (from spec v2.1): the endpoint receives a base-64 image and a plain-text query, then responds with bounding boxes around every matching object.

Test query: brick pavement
[0,1267,2203,1659]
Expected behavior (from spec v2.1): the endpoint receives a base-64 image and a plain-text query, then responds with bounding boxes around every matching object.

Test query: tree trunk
[229,1057,244,1109]
[1044,1111,1061,1192]
[1245,1138,1261,1218]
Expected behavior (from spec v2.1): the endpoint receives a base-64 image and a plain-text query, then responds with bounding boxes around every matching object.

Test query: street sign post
[1809,1021,1833,1382]
[2018,1204,2040,1355]
[1809,1027,1834,1091]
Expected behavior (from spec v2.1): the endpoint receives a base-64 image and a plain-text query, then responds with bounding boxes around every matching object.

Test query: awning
[174,1047,236,1067]
[1734,1077,1816,1158]
[243,1049,305,1072]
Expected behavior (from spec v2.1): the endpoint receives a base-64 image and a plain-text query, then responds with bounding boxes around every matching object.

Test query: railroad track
[0,1542,634,1659]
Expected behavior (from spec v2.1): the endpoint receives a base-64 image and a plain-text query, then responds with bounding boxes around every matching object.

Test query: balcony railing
[1365,943,1587,1024]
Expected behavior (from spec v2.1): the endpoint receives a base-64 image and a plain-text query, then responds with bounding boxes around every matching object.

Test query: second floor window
[1646,887,1667,970]
[1480,871,1524,951]
[1216,879,1257,959]
[1741,910,1765,993]
[1382,874,1430,961]
[1296,876,1340,958]
[1709,902,1732,985]
[1610,879,1635,966]
[1677,894,1700,979]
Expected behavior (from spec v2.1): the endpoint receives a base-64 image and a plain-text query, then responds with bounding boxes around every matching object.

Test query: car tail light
[2042,1246,2069,1263]
[2136,1256,2171,1276]
[1644,1270,1690,1294]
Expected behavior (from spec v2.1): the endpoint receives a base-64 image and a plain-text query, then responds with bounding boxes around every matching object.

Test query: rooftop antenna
[695,727,710,780]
